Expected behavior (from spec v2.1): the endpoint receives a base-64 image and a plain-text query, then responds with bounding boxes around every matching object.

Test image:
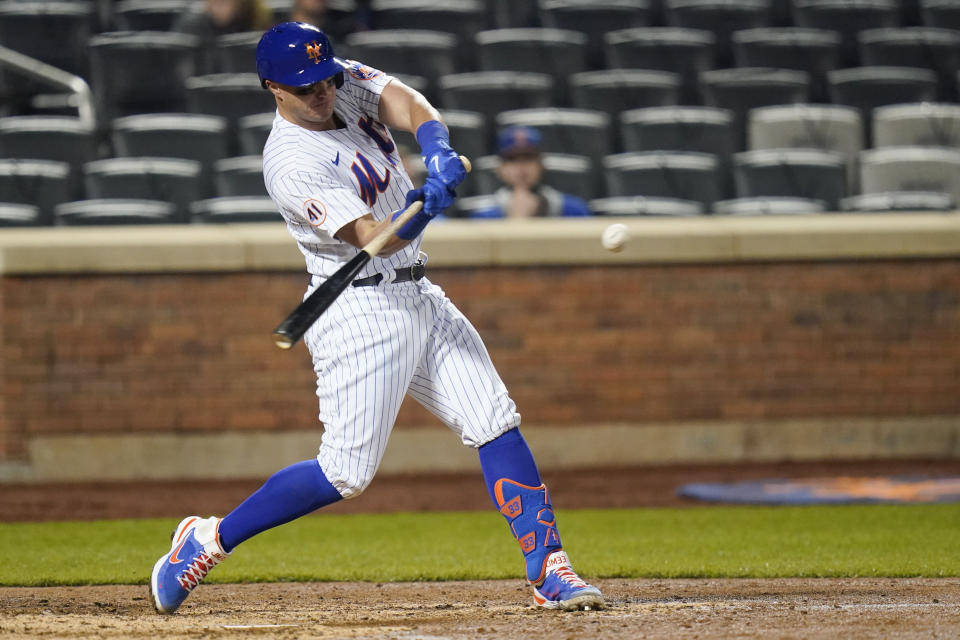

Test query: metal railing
[0,44,95,129]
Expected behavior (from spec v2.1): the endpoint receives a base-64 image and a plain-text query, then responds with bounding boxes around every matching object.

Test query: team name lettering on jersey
[358,116,395,158]
[351,152,391,206]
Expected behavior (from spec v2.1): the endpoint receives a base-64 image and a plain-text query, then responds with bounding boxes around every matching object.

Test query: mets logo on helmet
[305,41,324,63]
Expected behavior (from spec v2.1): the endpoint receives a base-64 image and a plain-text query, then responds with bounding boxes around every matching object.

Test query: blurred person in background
[471,126,591,219]
[289,0,372,42]
[173,0,274,72]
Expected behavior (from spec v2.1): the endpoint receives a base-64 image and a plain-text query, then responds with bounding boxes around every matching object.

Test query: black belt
[352,261,426,287]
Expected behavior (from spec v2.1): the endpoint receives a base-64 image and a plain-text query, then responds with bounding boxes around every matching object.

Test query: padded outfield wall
[1,214,959,482]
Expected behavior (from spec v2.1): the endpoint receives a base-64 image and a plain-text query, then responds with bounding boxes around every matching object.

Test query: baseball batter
[150,21,603,614]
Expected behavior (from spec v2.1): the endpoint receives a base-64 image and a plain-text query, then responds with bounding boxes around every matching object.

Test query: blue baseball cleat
[150,515,229,614]
[531,551,604,611]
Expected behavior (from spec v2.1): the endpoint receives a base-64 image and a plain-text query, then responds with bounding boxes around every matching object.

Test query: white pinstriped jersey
[262,62,418,280]
[261,60,521,499]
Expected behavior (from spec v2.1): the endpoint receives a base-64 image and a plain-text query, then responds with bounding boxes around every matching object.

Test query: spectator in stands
[289,0,371,42]
[471,126,591,219]
[173,0,273,72]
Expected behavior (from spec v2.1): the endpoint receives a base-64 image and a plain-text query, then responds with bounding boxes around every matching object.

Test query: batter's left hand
[424,149,467,191]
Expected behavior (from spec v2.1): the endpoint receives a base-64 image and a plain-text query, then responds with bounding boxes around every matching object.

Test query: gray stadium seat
[190,196,281,223]
[840,191,955,212]
[473,153,595,200]
[83,157,202,223]
[114,0,191,31]
[439,110,489,169]
[828,67,939,140]
[238,112,275,156]
[604,27,717,103]
[211,31,263,75]
[185,74,276,133]
[734,148,847,210]
[89,31,200,120]
[588,196,705,216]
[859,146,960,204]
[0,116,99,198]
[858,28,960,101]
[0,203,40,227]
[214,156,267,197]
[792,0,900,66]
[664,0,773,68]
[732,28,842,102]
[539,0,656,67]
[111,113,229,196]
[344,30,460,96]
[700,68,810,147]
[748,104,864,191]
[872,103,960,149]
[712,196,827,215]
[603,151,721,207]
[476,29,588,98]
[921,0,960,31]
[0,1,96,80]
[620,106,737,196]
[452,194,496,218]
[371,0,488,68]
[438,72,554,128]
[55,199,177,226]
[0,160,71,226]
[569,70,682,118]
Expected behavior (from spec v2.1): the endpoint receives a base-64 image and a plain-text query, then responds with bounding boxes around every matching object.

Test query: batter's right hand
[420,176,455,217]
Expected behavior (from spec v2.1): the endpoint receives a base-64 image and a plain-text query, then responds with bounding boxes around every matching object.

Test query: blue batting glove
[404,187,424,209]
[421,176,456,216]
[416,120,467,190]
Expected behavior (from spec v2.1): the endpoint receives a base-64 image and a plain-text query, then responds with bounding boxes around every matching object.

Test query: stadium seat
[438,72,554,128]
[54,199,177,226]
[620,106,737,197]
[83,157,202,223]
[792,0,900,66]
[237,112,275,156]
[190,196,281,223]
[828,67,939,141]
[371,0,488,68]
[0,203,41,227]
[452,194,496,218]
[733,148,847,210]
[748,104,864,191]
[111,113,229,197]
[872,103,960,148]
[858,28,960,101]
[0,159,71,226]
[604,27,717,104]
[712,196,827,215]
[569,70,682,118]
[603,151,721,207]
[210,31,263,75]
[0,116,99,197]
[0,1,96,79]
[732,28,842,102]
[89,31,200,120]
[588,196,705,216]
[859,146,960,204]
[840,191,955,212]
[114,0,191,31]
[185,74,275,134]
[539,0,656,68]
[439,110,489,168]
[214,156,268,197]
[476,29,588,102]
[700,68,810,148]
[921,0,960,30]
[474,153,595,200]
[343,30,460,97]
[663,0,773,68]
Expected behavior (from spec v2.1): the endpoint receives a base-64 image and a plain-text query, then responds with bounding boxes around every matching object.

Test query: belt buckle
[410,250,427,281]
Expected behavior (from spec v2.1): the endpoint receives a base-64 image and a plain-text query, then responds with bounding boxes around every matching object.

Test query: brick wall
[2,259,959,462]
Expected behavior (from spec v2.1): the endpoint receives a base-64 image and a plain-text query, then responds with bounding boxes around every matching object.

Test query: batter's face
[267,76,339,131]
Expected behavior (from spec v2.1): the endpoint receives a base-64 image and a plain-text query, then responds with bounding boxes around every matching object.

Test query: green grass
[1,504,958,586]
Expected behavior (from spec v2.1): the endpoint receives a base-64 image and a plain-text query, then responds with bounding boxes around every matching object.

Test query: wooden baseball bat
[272,156,471,350]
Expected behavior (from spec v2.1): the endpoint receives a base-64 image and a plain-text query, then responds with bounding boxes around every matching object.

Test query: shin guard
[494,478,562,584]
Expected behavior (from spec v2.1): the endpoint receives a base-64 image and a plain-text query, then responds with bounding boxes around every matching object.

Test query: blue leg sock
[478,428,541,507]
[218,459,342,552]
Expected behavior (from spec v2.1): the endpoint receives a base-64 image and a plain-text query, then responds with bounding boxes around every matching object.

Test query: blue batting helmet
[256,22,348,89]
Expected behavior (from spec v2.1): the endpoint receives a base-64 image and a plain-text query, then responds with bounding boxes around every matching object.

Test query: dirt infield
[2,459,959,638]
[2,579,959,639]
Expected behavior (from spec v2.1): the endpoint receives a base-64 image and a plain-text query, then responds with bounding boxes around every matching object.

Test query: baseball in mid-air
[601,223,630,252]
